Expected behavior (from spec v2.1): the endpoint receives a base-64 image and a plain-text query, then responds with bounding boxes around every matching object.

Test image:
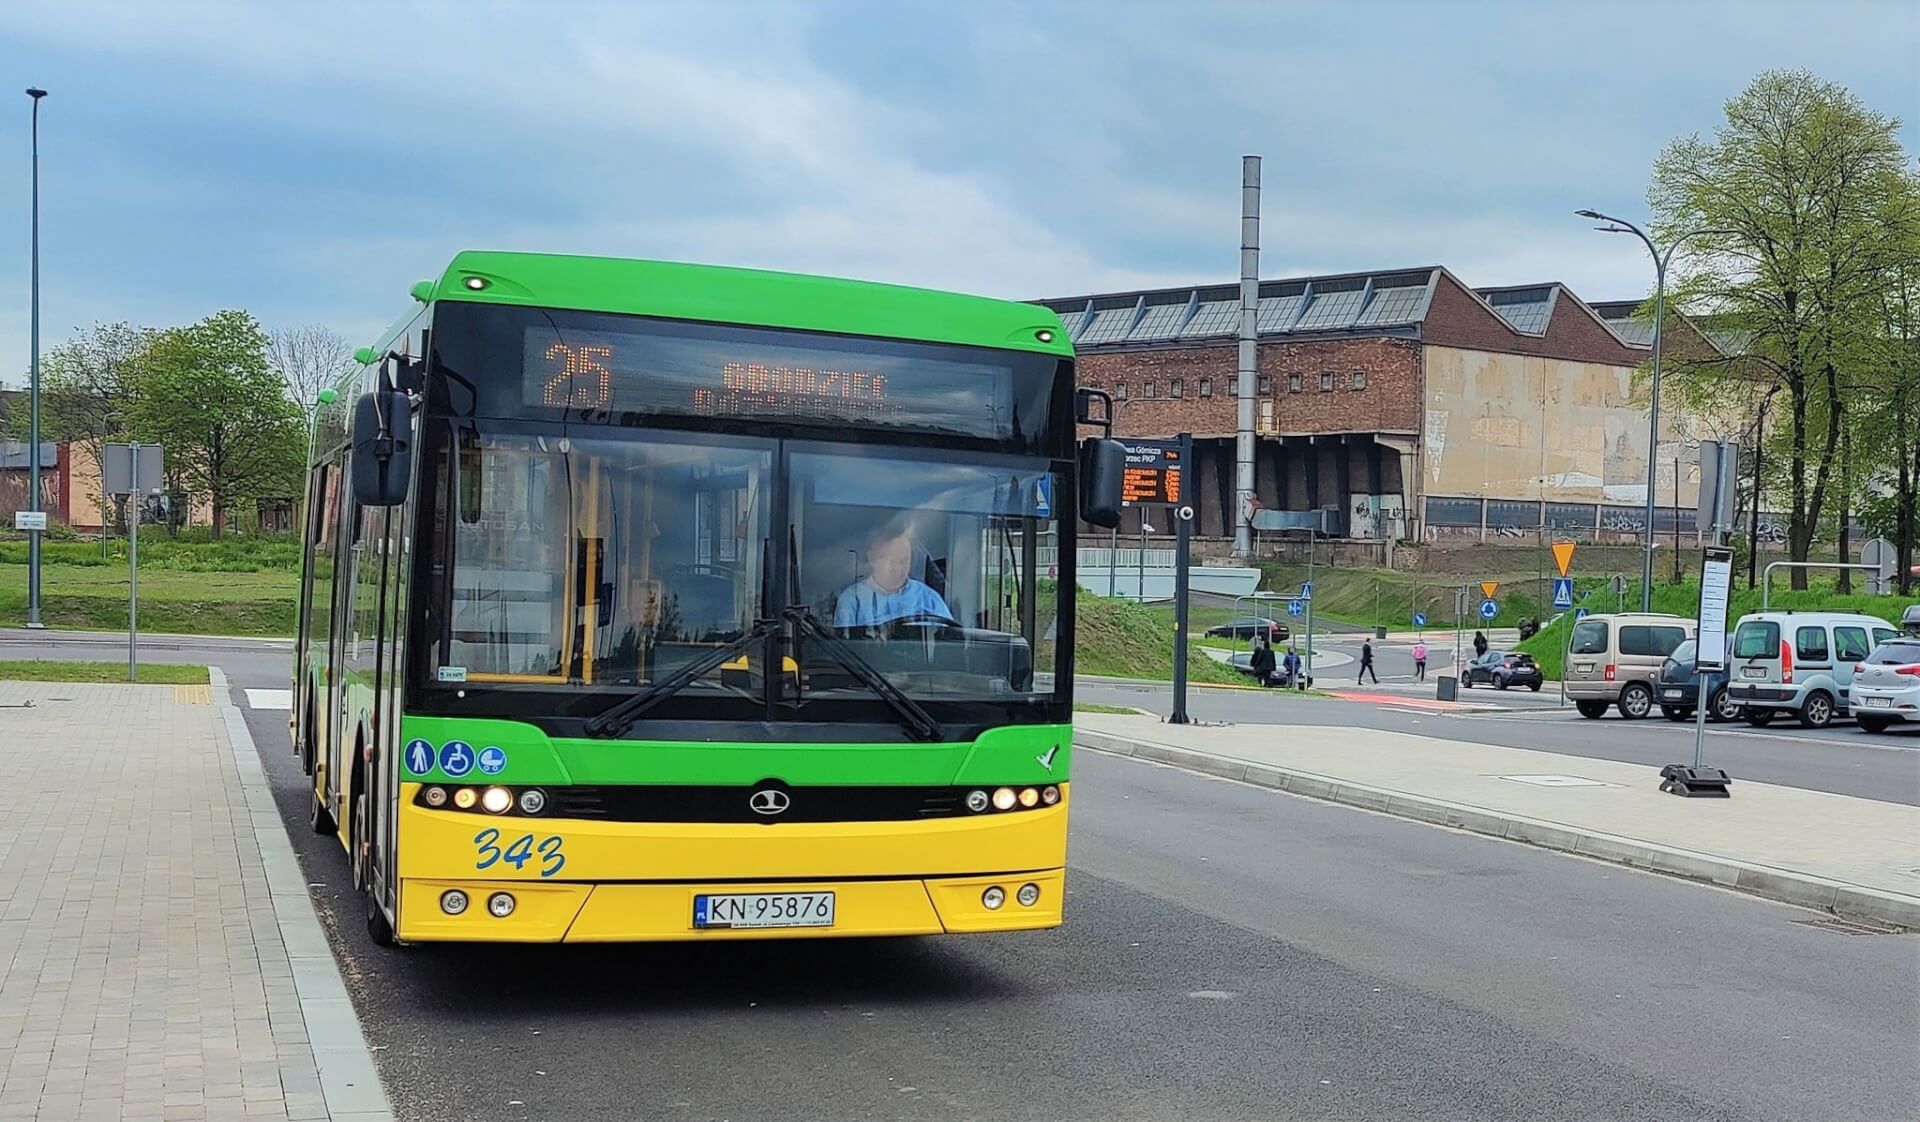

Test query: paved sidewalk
[1074,713,1920,928]
[0,674,390,1121]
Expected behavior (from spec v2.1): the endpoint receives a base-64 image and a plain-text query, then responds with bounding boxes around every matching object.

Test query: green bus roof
[425,250,1072,357]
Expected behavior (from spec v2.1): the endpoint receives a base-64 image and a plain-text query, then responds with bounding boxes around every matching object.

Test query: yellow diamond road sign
[1480,580,1499,600]
[1551,541,1576,577]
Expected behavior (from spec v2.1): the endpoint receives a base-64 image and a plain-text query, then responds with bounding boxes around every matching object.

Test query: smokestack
[1234,155,1261,557]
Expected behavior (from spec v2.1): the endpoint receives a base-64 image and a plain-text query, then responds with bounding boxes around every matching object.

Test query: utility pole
[1233,156,1260,557]
[25,87,48,629]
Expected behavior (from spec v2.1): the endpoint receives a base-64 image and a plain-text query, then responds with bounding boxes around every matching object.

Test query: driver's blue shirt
[834,578,953,629]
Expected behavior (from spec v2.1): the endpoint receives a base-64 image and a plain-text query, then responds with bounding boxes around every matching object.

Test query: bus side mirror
[1080,437,1125,529]
[350,390,413,507]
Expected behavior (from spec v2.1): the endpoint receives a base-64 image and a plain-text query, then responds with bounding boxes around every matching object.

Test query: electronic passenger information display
[1120,440,1183,506]
[521,324,1016,437]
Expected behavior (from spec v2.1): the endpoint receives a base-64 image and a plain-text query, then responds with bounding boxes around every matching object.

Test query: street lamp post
[25,87,47,629]
[1575,209,1726,613]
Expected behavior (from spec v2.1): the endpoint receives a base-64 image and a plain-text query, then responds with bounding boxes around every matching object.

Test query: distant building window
[1199,379,1213,397]
[1144,382,1157,398]
[1352,370,1367,390]
[1170,378,1183,398]
[1287,372,1303,393]
[1258,375,1272,394]
[1228,376,1239,394]
[1320,371,1334,392]
[1115,383,1128,400]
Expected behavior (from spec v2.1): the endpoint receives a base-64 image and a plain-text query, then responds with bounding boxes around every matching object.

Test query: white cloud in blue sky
[1,0,1914,385]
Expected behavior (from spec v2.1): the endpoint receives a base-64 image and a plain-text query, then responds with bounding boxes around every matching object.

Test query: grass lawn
[1054,592,1245,686]
[0,563,298,635]
[1074,702,1143,715]
[0,659,210,684]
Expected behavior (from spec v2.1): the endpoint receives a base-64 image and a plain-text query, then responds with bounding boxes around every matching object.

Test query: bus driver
[835,516,954,631]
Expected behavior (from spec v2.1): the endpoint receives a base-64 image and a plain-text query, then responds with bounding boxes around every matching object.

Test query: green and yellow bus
[294,251,1123,945]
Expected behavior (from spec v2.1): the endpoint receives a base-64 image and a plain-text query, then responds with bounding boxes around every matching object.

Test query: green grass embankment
[1516,579,1910,680]
[0,531,302,636]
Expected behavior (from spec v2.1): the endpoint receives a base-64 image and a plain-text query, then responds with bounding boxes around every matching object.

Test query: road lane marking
[244,688,292,711]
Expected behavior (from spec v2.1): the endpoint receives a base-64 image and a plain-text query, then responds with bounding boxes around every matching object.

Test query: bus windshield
[416,421,1061,720]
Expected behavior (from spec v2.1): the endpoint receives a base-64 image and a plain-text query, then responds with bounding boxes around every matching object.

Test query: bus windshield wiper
[788,607,945,743]
[585,619,781,738]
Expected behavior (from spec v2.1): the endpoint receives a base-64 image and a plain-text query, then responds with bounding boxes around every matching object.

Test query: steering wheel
[882,613,961,630]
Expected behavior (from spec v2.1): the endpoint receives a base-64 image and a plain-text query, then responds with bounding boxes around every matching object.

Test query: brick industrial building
[1040,266,1735,543]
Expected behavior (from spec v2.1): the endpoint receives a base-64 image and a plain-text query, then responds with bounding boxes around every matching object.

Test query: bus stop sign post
[1662,440,1735,799]
[102,442,164,682]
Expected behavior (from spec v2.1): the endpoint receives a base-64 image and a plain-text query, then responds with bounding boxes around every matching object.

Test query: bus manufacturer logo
[748,789,791,816]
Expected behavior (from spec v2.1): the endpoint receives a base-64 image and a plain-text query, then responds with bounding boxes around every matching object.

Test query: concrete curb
[210,667,397,1122]
[1075,727,1920,931]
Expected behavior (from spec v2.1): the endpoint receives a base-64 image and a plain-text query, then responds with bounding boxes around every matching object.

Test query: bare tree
[266,324,355,413]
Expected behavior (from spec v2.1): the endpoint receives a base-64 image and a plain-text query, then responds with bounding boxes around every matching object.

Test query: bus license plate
[694,892,835,929]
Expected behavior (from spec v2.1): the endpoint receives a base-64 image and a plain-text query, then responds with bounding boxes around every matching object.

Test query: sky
[1,0,1915,388]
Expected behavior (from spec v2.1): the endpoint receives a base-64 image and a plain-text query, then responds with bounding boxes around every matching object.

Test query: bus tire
[308,777,336,836]
[354,784,396,948]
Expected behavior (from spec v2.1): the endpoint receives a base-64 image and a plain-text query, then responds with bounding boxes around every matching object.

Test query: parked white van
[1726,611,1902,729]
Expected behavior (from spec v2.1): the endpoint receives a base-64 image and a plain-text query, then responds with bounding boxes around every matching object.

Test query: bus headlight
[423,786,448,808]
[1016,883,1041,907]
[480,787,513,814]
[981,886,1006,910]
[440,889,469,915]
[1017,787,1039,808]
[1040,785,1060,806]
[965,789,990,813]
[518,789,547,815]
[452,787,478,810]
[487,892,516,918]
[991,787,1017,811]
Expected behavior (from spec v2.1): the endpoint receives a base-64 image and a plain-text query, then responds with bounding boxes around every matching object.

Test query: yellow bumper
[391,782,1069,943]
[396,869,1065,943]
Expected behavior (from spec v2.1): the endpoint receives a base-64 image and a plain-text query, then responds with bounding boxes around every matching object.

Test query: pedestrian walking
[1357,638,1379,685]
[1412,639,1427,681]
[1473,630,1489,659]
[1281,646,1301,689]
[1250,635,1277,688]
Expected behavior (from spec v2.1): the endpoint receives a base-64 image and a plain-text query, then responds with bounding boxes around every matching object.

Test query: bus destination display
[1121,441,1183,506]
[522,326,1014,436]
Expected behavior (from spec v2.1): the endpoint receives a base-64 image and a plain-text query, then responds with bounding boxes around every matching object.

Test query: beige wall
[1421,345,1734,507]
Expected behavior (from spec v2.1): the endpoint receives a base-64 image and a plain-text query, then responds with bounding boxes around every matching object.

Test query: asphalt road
[5,629,1911,1119]
[232,706,1914,1122]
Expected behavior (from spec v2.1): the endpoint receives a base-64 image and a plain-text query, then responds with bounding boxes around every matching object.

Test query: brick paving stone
[0,682,354,1120]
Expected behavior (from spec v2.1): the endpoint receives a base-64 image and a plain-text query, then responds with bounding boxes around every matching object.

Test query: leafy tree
[129,310,306,536]
[7,322,155,530]
[1852,169,1920,593]
[1651,70,1909,589]
[267,323,355,414]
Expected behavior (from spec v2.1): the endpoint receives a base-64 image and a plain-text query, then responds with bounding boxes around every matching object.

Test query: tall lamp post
[25,87,47,629]
[1575,209,1726,612]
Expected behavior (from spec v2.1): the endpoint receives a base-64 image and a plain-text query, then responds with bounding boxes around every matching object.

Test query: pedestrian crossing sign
[1551,577,1575,609]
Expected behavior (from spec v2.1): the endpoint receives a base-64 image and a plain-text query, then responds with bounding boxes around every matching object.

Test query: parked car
[1655,638,1742,722]
[1461,650,1543,691]
[1849,636,1920,734]
[1565,613,1695,719]
[1726,611,1902,729]
[1903,604,1920,638]
[1206,616,1289,642]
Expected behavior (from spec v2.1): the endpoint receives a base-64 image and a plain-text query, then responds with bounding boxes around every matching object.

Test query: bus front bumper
[395,870,1065,943]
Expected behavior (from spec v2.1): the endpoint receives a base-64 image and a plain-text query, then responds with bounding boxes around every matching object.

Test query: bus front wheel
[308,778,336,836]
[353,785,396,947]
